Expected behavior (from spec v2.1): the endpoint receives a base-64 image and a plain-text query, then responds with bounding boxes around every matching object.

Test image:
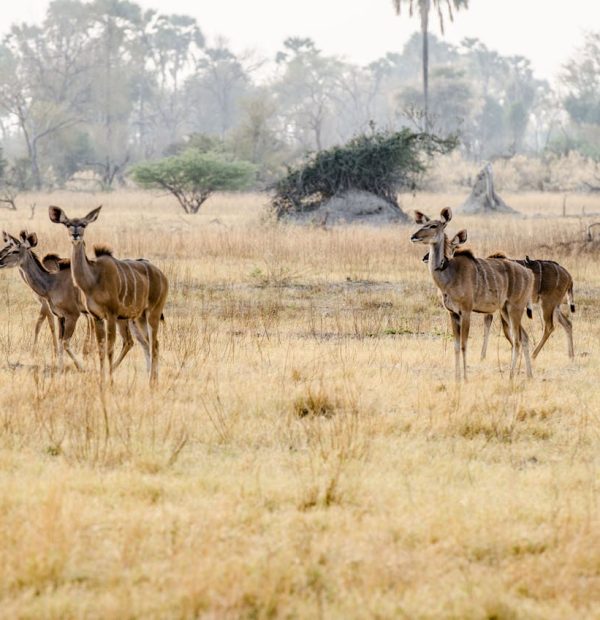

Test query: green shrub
[131,149,256,213]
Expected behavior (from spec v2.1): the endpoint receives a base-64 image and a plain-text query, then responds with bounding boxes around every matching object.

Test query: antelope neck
[19,251,54,297]
[71,241,98,292]
[427,234,454,288]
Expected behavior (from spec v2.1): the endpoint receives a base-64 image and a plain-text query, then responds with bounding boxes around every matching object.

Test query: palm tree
[392,0,469,130]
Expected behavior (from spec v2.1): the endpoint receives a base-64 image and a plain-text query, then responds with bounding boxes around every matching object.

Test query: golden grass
[0,190,599,618]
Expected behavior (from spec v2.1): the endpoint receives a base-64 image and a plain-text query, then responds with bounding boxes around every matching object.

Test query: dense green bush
[271,128,456,218]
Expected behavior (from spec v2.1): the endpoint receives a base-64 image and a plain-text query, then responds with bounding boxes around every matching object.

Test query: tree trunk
[29,139,42,190]
[104,16,114,188]
[420,2,430,132]
[20,122,41,189]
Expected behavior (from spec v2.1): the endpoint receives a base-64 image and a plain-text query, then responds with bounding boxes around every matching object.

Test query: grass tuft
[0,190,597,617]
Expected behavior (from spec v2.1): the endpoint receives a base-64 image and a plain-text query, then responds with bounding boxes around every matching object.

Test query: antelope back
[470,257,533,311]
[506,260,535,304]
[483,256,572,304]
[99,254,167,316]
[527,259,572,300]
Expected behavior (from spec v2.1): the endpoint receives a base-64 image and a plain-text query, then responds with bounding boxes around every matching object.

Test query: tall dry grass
[0,190,599,618]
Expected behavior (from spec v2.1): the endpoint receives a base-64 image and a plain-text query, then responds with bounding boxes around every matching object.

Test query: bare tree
[0,11,93,188]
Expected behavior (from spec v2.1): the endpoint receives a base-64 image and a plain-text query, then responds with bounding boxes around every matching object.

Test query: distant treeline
[0,0,597,190]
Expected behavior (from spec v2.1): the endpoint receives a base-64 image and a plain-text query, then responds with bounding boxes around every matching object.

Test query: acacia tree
[131,149,255,213]
[391,0,469,130]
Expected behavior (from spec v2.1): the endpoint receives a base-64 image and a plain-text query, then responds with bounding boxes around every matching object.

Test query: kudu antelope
[0,231,96,370]
[0,251,66,354]
[32,254,90,354]
[482,255,575,360]
[423,244,575,360]
[411,207,534,381]
[49,206,168,385]
[3,252,64,356]
[27,255,88,355]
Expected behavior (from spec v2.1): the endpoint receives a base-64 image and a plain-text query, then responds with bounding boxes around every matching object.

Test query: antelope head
[410,207,452,245]
[0,230,38,269]
[49,205,102,244]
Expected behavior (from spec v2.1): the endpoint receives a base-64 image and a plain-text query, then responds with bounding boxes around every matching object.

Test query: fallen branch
[587,222,600,241]
[0,196,17,210]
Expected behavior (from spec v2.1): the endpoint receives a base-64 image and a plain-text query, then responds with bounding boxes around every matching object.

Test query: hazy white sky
[2,0,598,81]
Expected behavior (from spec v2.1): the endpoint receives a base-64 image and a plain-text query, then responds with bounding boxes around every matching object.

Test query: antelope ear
[42,254,60,271]
[5,232,19,245]
[440,207,452,224]
[414,210,430,224]
[49,206,67,224]
[19,230,27,241]
[26,232,38,247]
[451,229,468,246]
[83,205,102,224]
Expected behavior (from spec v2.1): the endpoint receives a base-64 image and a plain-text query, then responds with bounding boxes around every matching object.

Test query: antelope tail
[526,300,533,319]
[567,283,575,314]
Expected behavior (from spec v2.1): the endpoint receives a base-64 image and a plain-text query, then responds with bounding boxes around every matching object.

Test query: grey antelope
[423,243,575,360]
[0,231,133,371]
[49,206,169,385]
[411,207,534,381]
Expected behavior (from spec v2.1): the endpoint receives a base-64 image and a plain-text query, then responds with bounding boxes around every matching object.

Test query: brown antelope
[482,255,575,360]
[0,232,92,369]
[424,244,575,360]
[0,251,65,353]
[411,207,534,381]
[422,238,518,361]
[0,231,134,371]
[49,206,168,385]
[33,255,83,354]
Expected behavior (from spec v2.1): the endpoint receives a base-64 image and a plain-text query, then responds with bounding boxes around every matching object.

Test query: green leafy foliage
[271,128,456,217]
[131,149,256,213]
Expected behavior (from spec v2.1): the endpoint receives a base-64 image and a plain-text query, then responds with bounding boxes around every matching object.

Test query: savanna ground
[0,190,599,619]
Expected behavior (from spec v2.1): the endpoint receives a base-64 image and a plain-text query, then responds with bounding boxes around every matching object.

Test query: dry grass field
[0,190,599,619]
